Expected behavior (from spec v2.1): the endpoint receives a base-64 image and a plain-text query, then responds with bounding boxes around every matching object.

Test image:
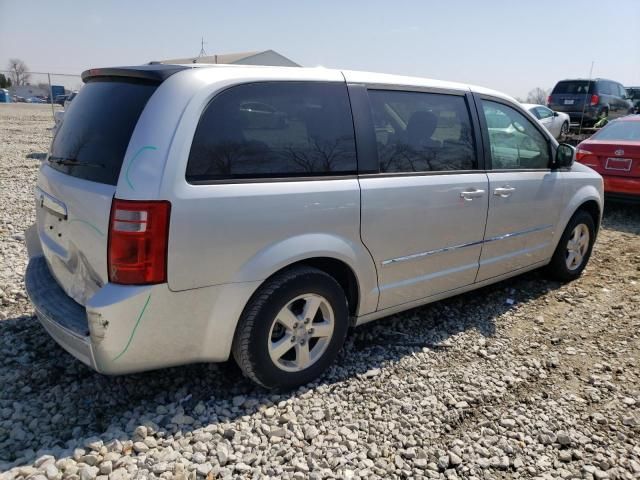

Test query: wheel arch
[576,199,601,235]
[201,252,373,365]
[229,233,379,318]
[550,184,603,258]
[549,182,604,255]
[296,257,360,318]
[205,235,379,363]
[243,257,363,322]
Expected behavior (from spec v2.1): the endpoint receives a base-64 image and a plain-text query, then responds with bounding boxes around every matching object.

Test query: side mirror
[554,143,575,169]
[553,111,559,117]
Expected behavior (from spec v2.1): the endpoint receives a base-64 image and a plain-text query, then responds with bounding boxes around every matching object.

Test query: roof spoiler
[81,65,190,83]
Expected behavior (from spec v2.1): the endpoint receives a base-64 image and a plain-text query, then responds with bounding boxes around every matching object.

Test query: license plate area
[36,187,68,219]
[605,158,632,172]
[564,99,575,105]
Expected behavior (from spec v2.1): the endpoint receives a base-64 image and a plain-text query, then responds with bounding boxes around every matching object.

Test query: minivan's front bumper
[24,249,262,375]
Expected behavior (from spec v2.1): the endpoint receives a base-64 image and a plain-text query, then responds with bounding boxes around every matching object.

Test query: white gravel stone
[44,464,58,480]
[79,465,99,480]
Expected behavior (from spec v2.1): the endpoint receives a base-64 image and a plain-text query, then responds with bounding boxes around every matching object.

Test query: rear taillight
[590,94,599,106]
[108,199,171,285]
[547,95,552,106]
[575,148,594,162]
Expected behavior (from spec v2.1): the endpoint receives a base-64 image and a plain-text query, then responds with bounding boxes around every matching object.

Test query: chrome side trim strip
[382,239,484,266]
[483,224,553,244]
[382,224,553,266]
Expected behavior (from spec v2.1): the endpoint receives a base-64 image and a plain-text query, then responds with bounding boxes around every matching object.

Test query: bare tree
[7,58,31,86]
[525,87,549,105]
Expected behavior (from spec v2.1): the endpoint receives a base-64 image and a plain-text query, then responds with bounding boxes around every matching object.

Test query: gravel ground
[1,103,639,480]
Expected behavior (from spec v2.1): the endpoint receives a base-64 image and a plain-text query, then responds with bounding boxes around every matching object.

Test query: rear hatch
[36,72,162,305]
[549,80,594,113]
[578,121,640,178]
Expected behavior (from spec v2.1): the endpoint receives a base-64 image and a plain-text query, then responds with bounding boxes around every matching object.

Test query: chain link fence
[0,70,83,121]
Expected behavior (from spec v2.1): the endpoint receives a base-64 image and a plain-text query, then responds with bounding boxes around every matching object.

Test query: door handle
[494,186,516,198]
[460,189,485,201]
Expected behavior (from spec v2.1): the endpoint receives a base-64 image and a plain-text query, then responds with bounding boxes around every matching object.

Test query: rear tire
[545,210,595,282]
[232,266,349,389]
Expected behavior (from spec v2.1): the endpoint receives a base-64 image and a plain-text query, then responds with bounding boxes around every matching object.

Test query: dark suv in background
[548,78,634,126]
[626,86,640,113]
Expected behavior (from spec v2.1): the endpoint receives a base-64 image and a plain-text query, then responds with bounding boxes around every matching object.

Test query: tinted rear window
[552,81,594,95]
[49,80,157,185]
[186,82,357,182]
[591,121,640,141]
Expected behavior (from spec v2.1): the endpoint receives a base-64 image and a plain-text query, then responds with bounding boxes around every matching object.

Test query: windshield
[50,80,157,184]
[591,121,640,141]
[552,81,593,95]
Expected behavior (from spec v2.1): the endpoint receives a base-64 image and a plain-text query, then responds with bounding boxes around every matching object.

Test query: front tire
[545,210,595,282]
[232,266,349,389]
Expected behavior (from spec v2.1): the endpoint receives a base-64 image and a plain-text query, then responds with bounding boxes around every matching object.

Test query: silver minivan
[25,64,603,388]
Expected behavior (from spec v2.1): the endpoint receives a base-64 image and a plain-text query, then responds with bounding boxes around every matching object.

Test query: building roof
[154,50,300,67]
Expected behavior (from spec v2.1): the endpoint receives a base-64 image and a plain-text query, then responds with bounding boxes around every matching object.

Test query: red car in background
[576,115,640,201]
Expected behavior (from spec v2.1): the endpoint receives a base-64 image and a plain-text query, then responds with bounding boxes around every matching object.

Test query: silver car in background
[25,64,603,388]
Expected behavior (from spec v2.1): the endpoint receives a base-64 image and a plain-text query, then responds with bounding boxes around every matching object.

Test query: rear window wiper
[49,156,105,168]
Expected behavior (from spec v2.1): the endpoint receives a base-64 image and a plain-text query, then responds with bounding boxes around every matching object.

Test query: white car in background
[523,103,570,140]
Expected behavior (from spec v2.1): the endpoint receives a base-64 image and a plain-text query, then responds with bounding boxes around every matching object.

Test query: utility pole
[198,37,207,58]
[47,73,54,119]
[578,61,595,137]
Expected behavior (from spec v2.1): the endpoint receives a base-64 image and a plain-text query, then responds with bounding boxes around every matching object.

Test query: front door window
[482,100,550,169]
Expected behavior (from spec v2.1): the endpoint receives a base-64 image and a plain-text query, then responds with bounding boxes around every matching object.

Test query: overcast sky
[1,0,639,98]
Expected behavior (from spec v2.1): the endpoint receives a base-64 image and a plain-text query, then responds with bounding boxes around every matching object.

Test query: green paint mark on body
[113,294,151,361]
[68,218,105,237]
[125,146,157,190]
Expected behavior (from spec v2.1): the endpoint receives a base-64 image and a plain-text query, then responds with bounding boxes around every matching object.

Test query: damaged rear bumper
[24,231,263,375]
[25,255,97,369]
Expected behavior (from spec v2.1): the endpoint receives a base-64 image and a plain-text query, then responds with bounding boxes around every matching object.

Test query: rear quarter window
[49,80,157,185]
[597,81,614,96]
[186,82,357,182]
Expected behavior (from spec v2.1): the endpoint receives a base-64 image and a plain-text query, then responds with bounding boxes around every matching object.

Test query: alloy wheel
[565,223,589,271]
[267,294,335,372]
